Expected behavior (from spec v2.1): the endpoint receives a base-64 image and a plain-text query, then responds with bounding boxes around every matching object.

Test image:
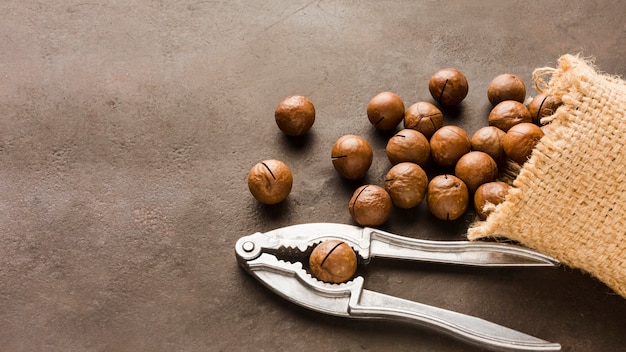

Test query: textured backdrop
[1,1,625,351]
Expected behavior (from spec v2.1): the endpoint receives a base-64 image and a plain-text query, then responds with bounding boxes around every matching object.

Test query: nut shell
[429,125,471,168]
[487,74,526,105]
[471,126,507,165]
[528,93,562,125]
[247,160,293,204]
[309,240,357,284]
[367,92,405,131]
[474,181,511,220]
[428,68,469,106]
[488,100,532,132]
[427,174,469,221]
[403,102,443,139]
[349,185,392,226]
[454,151,498,195]
[503,123,544,164]
[331,135,373,180]
[275,95,315,136]
[384,162,428,209]
[385,129,430,167]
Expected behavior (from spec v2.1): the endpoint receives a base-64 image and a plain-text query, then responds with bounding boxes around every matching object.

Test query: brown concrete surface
[1,1,625,351]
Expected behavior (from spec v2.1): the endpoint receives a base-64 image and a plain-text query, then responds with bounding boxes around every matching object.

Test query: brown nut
[487,74,526,105]
[274,95,315,136]
[427,174,469,221]
[428,68,469,106]
[403,102,443,139]
[247,159,293,204]
[331,135,373,180]
[474,181,511,220]
[429,125,471,168]
[349,185,392,227]
[454,151,498,195]
[309,240,357,284]
[488,100,532,132]
[528,93,562,125]
[470,126,507,165]
[503,123,544,164]
[367,92,405,131]
[385,129,430,167]
[384,162,428,209]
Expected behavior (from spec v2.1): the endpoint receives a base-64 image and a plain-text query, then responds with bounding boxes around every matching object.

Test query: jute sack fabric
[468,54,626,298]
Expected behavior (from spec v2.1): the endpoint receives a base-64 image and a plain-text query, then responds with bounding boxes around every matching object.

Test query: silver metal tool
[235,223,561,351]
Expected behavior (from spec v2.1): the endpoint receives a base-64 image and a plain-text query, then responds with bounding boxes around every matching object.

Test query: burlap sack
[468,54,626,299]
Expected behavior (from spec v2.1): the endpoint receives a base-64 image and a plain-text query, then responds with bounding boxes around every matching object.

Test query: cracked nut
[428,68,469,106]
[403,101,443,139]
[528,93,561,125]
[366,91,405,131]
[385,129,430,167]
[349,185,392,226]
[427,174,469,221]
[309,239,357,284]
[247,159,293,204]
[331,135,373,180]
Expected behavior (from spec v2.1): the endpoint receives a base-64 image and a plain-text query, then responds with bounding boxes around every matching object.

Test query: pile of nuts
[247,69,560,282]
[249,70,559,221]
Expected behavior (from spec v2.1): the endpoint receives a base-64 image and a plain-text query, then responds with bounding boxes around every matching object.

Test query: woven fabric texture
[468,55,626,298]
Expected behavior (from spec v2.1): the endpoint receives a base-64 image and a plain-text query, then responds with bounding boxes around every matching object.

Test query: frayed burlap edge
[468,54,626,298]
